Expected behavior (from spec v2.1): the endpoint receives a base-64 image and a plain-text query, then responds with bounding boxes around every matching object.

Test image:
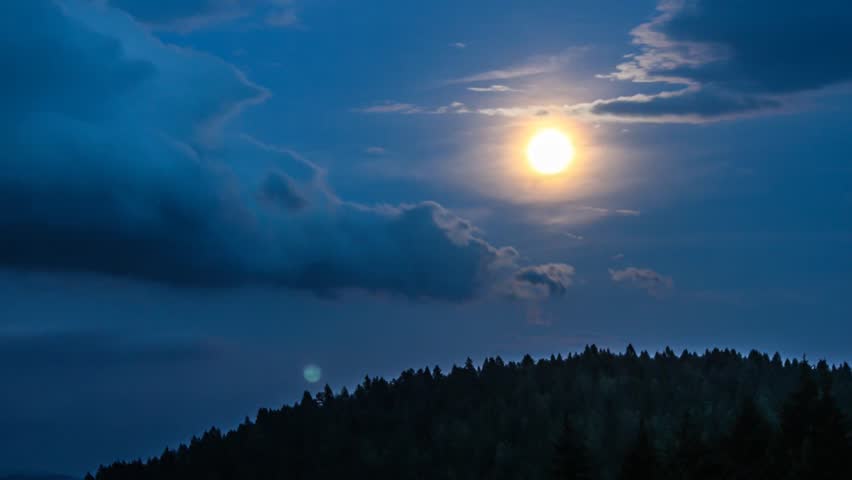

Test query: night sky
[2,0,852,475]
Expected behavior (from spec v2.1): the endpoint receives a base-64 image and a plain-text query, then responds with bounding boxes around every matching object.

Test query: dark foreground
[92,346,852,479]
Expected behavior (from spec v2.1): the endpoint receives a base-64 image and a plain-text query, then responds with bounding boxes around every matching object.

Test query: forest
[91,346,852,479]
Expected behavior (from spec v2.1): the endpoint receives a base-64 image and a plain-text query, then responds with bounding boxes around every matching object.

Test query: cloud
[359,101,470,115]
[106,0,299,31]
[474,105,560,117]
[365,146,386,155]
[582,0,852,122]
[579,87,782,123]
[449,49,583,84]
[609,267,673,298]
[357,102,421,113]
[357,101,563,118]
[450,42,467,49]
[537,206,641,226]
[506,264,575,300]
[0,0,568,302]
[434,101,471,114]
[467,85,521,93]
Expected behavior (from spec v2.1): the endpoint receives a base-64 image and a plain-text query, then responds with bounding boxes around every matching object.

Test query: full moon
[526,129,575,175]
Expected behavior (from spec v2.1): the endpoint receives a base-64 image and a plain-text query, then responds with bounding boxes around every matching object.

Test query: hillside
[92,346,852,479]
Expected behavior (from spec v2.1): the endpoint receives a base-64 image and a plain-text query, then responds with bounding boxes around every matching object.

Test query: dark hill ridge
[92,346,852,479]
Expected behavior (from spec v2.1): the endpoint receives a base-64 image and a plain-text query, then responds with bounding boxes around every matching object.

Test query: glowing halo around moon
[526,128,575,175]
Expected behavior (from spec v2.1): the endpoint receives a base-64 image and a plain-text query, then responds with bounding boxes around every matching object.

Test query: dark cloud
[657,0,852,94]
[609,267,673,298]
[507,263,575,300]
[0,0,563,301]
[589,0,852,121]
[589,88,781,121]
[2,1,155,120]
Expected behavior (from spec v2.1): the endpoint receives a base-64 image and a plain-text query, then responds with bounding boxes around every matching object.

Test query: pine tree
[808,364,852,479]
[724,398,773,480]
[618,419,659,480]
[668,412,718,480]
[551,417,593,480]
[776,364,819,477]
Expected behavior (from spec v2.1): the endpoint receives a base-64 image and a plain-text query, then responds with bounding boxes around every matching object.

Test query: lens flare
[303,364,322,383]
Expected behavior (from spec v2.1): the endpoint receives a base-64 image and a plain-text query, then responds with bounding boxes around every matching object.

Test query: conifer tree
[618,419,659,480]
[551,417,594,480]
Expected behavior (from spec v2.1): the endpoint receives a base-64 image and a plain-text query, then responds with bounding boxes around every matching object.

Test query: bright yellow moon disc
[526,129,575,175]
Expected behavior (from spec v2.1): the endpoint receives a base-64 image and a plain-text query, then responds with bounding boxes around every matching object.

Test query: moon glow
[526,129,575,175]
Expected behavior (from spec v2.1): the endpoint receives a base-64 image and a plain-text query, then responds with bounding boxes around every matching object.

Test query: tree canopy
[92,346,852,480]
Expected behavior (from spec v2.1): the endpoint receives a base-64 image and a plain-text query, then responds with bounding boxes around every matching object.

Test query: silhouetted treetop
[92,346,852,480]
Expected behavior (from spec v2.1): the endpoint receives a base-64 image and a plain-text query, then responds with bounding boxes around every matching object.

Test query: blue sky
[2,0,852,474]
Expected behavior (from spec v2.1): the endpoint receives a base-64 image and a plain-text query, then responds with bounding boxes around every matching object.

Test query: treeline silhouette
[91,346,852,479]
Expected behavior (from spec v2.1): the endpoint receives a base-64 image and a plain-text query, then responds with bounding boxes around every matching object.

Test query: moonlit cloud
[449,49,584,84]
[476,105,562,117]
[506,264,575,300]
[467,85,521,93]
[610,267,673,298]
[539,206,642,226]
[1,0,572,302]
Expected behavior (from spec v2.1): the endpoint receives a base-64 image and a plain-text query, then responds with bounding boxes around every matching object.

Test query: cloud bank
[584,0,852,122]
[0,0,572,302]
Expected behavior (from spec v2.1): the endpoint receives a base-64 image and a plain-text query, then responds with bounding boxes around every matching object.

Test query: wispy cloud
[467,85,522,93]
[540,206,642,225]
[476,105,561,117]
[433,101,471,114]
[356,102,421,114]
[450,42,467,49]
[358,101,470,115]
[449,48,584,84]
[365,146,386,155]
